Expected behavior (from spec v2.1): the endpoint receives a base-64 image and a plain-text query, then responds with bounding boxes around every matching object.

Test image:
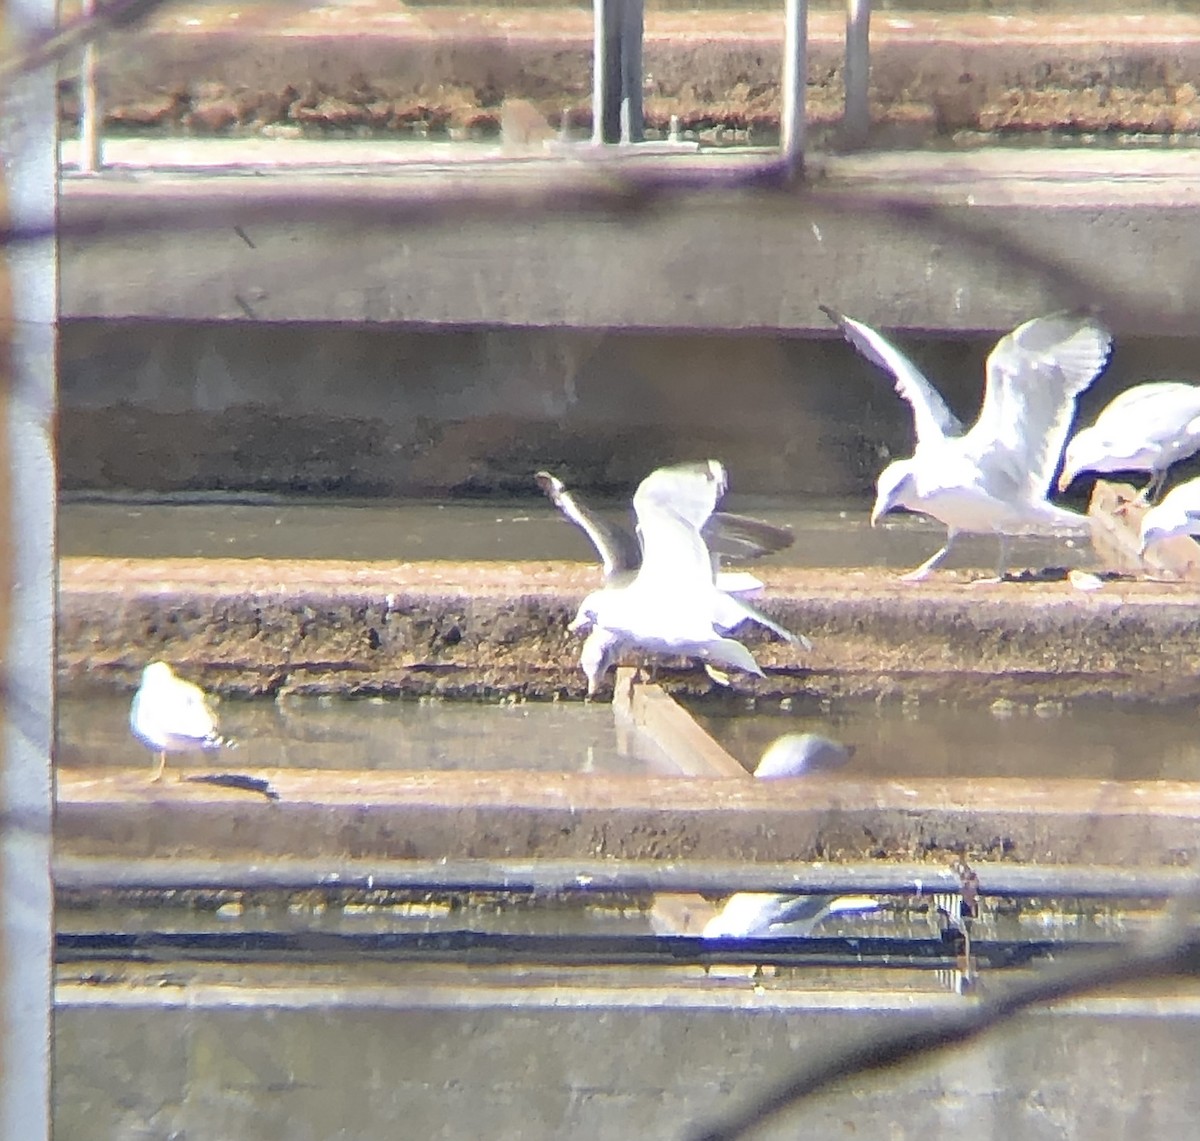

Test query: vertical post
[592,0,608,144]
[79,0,103,172]
[593,0,623,143]
[0,4,57,1141]
[594,0,643,145]
[843,0,871,150]
[781,0,807,178]
[620,0,644,144]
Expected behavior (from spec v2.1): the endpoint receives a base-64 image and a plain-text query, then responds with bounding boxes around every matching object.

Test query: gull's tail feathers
[698,638,764,679]
[713,593,814,651]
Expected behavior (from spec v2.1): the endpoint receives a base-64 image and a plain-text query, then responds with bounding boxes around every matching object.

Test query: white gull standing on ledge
[538,462,810,695]
[1058,380,1200,502]
[130,661,227,781]
[822,306,1113,581]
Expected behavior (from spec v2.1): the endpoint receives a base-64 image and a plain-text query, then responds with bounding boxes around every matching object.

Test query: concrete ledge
[58,556,1200,701]
[59,150,1200,333]
[53,979,1200,1141]
[54,767,1200,864]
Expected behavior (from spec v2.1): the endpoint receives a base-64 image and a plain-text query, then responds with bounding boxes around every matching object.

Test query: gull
[534,468,795,592]
[753,731,854,779]
[1139,475,1200,552]
[702,892,879,939]
[704,731,876,939]
[130,661,227,781]
[539,462,810,695]
[822,306,1113,581]
[1058,381,1200,502]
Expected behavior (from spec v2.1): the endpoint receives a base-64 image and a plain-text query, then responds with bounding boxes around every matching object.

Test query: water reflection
[691,693,1200,782]
[57,693,641,774]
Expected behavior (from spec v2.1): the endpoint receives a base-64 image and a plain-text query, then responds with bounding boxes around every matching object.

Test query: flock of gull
[131,307,1200,779]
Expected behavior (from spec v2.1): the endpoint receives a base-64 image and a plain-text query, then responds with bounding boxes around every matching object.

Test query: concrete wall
[54,985,1200,1141]
[59,319,1200,497]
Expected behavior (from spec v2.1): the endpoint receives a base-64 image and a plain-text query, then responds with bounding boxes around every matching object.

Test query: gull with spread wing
[538,462,810,694]
[822,306,1113,581]
[1059,380,1200,502]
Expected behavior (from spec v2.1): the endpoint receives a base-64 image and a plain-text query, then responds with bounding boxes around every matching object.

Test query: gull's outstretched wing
[632,461,726,592]
[821,305,965,446]
[535,470,641,582]
[969,311,1113,500]
[703,511,795,561]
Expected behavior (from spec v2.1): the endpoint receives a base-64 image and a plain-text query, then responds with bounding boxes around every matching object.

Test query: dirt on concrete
[58,556,1200,703]
[61,7,1200,142]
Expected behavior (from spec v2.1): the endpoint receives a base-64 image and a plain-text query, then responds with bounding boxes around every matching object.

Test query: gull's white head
[871,459,919,526]
[580,627,622,696]
[567,590,607,636]
[140,661,176,688]
[1057,430,1105,493]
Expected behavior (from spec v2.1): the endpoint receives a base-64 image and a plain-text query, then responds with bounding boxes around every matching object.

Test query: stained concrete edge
[57,557,1200,702]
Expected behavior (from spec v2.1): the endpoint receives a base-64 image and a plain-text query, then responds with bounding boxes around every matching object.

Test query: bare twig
[0,0,174,86]
[689,888,1200,1141]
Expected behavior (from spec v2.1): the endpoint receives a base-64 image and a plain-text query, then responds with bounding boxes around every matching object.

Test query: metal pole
[620,0,644,143]
[843,0,871,150]
[592,0,607,143]
[0,0,57,1136]
[593,0,624,143]
[79,0,102,172]
[781,0,807,177]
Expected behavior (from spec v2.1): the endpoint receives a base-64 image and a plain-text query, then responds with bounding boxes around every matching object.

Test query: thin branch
[689,891,1200,1141]
[0,0,175,86]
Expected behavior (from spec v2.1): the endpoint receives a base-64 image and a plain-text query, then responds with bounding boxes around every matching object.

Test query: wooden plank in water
[611,669,749,778]
[1089,479,1200,580]
[55,767,1200,867]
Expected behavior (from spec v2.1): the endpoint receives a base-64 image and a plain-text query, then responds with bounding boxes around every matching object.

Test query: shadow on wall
[57,319,1200,499]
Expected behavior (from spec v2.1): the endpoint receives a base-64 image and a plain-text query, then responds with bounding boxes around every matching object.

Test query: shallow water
[58,495,1093,573]
[61,684,1200,783]
[58,692,644,774]
[691,693,1200,782]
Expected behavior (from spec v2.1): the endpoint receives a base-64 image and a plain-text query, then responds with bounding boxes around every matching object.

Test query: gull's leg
[900,531,956,582]
[150,749,167,783]
[968,534,1011,587]
[1146,470,1167,504]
